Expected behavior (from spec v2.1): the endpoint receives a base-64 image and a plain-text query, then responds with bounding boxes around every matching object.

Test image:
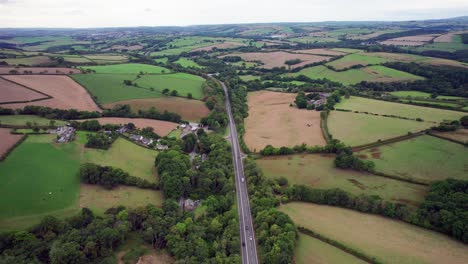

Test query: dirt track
[1,75,101,112]
[244,91,326,151]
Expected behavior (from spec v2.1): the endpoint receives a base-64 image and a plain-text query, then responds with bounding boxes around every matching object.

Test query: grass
[79,63,171,74]
[1,56,53,66]
[174,58,203,68]
[390,91,431,98]
[239,75,260,81]
[358,135,468,182]
[82,137,158,183]
[257,154,427,207]
[335,96,466,123]
[400,99,461,108]
[281,202,468,264]
[135,73,205,99]
[326,53,393,70]
[328,111,431,146]
[0,115,66,126]
[295,234,367,264]
[0,135,81,219]
[289,36,341,43]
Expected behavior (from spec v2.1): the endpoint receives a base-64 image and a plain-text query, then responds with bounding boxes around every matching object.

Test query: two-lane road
[221,81,259,264]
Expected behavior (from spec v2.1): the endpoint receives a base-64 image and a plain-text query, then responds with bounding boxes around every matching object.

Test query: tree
[182,133,197,153]
[162,88,170,95]
[187,93,193,99]
[461,116,468,128]
[170,90,178,96]
[295,91,308,109]
[50,241,85,264]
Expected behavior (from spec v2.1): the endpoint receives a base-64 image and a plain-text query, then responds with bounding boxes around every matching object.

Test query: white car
[241,177,245,182]
[249,236,253,241]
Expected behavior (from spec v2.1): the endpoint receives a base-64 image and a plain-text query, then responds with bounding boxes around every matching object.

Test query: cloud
[144,7,152,12]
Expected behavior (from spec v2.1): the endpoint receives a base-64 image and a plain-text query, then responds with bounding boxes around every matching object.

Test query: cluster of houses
[52,126,76,143]
[307,92,330,107]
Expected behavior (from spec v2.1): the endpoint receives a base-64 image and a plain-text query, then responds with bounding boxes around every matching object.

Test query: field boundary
[67,75,104,110]
[0,133,26,161]
[297,227,379,264]
[320,111,332,143]
[351,131,425,151]
[0,76,53,101]
[426,131,468,146]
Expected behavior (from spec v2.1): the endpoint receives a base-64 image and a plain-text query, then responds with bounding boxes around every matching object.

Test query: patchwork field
[83,117,178,136]
[244,91,326,151]
[1,75,101,111]
[0,67,80,74]
[358,135,468,182]
[295,234,367,264]
[135,73,205,99]
[0,77,48,103]
[103,97,210,121]
[79,63,171,74]
[365,52,468,69]
[174,58,203,68]
[281,203,468,264]
[380,34,438,46]
[1,56,54,66]
[328,111,431,146]
[191,41,244,52]
[257,154,427,207]
[0,128,24,158]
[292,48,348,56]
[326,52,393,70]
[220,51,331,69]
[335,96,465,122]
[0,115,66,126]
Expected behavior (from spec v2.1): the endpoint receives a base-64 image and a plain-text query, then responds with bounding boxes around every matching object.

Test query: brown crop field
[103,97,210,121]
[0,128,24,159]
[219,51,330,69]
[282,203,468,264]
[380,34,439,46]
[292,48,347,56]
[0,67,80,75]
[432,129,468,144]
[83,117,178,136]
[1,75,101,112]
[0,77,48,103]
[433,31,468,42]
[364,52,468,69]
[191,42,245,52]
[244,91,326,151]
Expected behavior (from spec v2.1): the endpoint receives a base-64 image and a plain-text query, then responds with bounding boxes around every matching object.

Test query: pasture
[327,111,430,146]
[2,75,101,112]
[79,63,170,74]
[1,56,54,66]
[219,51,330,69]
[83,117,178,136]
[257,154,427,207]
[295,234,366,264]
[0,115,66,126]
[335,96,465,122]
[103,97,210,121]
[281,203,468,264]
[244,91,326,151]
[326,52,393,70]
[358,135,468,182]
[174,58,203,68]
[135,73,205,99]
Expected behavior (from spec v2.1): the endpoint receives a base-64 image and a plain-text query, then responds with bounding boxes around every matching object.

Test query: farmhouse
[53,126,76,143]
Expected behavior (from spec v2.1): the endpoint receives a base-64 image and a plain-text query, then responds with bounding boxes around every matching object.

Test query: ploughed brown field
[365,52,468,69]
[379,34,439,46]
[0,77,48,103]
[432,129,468,144]
[191,42,245,52]
[244,91,326,151]
[292,48,347,56]
[0,75,101,112]
[0,67,81,75]
[82,117,178,136]
[0,128,24,159]
[103,97,210,121]
[433,31,468,42]
[219,51,330,69]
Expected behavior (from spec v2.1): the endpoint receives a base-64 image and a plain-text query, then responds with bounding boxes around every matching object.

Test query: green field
[82,137,158,183]
[281,203,468,264]
[295,234,367,264]
[0,115,66,126]
[288,65,422,85]
[174,58,203,68]
[358,135,468,182]
[335,96,465,122]
[79,63,171,74]
[328,111,431,146]
[400,99,461,108]
[135,73,205,99]
[239,75,261,81]
[390,91,432,98]
[257,154,427,207]
[1,56,53,66]
[289,36,341,44]
[326,52,393,69]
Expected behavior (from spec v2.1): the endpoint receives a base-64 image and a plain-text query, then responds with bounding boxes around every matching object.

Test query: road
[221,81,259,264]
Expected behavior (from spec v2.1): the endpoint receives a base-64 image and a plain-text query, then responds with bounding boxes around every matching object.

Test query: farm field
[390,91,432,98]
[379,34,438,46]
[365,52,468,68]
[191,41,244,52]
[288,36,341,44]
[295,234,367,264]
[103,97,210,121]
[0,56,54,66]
[79,63,170,74]
[0,67,80,74]
[0,115,66,126]
[79,184,163,215]
[0,77,47,103]
[0,128,24,159]
[82,117,178,136]
[239,75,261,81]
[174,58,203,68]
[335,96,465,122]
[244,91,326,151]
[82,137,158,183]
[327,111,431,146]
[326,52,393,70]
[432,129,468,144]
[1,75,101,111]
[135,73,205,99]
[281,203,468,264]
[257,154,427,207]
[358,135,468,182]
[400,99,461,108]
[219,51,331,69]
[292,48,347,56]
[288,65,422,85]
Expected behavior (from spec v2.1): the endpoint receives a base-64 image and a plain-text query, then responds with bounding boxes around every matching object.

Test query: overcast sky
[1,0,468,28]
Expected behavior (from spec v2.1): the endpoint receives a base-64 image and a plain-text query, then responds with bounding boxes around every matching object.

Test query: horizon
[1,0,468,28]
